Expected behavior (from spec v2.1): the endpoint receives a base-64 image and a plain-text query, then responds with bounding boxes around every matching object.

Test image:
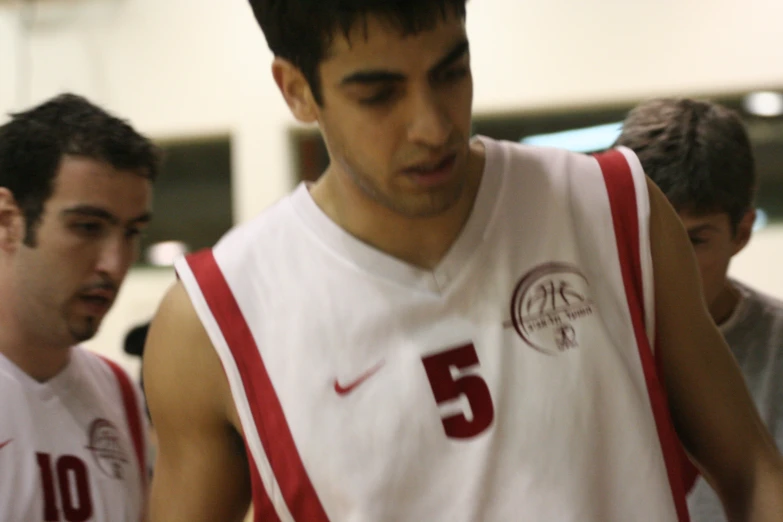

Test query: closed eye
[125,228,144,239]
[72,222,105,237]
[435,66,469,84]
[359,88,396,106]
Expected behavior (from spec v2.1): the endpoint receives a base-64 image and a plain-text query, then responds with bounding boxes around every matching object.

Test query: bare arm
[143,281,252,522]
[648,177,783,521]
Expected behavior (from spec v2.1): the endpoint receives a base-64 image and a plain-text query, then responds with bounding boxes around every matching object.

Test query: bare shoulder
[646,175,704,293]
[647,175,686,244]
[143,280,230,419]
[646,176,783,515]
[144,280,251,522]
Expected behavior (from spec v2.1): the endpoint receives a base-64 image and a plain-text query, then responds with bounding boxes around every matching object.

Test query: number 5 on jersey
[422,343,495,439]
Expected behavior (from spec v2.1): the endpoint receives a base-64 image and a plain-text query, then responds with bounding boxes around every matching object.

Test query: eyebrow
[60,205,152,226]
[339,38,470,87]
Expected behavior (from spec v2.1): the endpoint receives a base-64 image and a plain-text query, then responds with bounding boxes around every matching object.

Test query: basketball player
[0,93,159,521]
[143,2,783,521]
[615,97,783,522]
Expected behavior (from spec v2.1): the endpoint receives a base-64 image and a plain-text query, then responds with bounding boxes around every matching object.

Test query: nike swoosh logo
[334,361,385,396]
[0,439,12,451]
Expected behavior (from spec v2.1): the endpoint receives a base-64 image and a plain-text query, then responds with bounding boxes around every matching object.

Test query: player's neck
[0,301,72,382]
[710,280,742,326]
[0,339,72,383]
[313,142,486,270]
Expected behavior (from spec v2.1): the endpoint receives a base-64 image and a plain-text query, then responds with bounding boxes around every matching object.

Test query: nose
[407,88,452,149]
[95,233,133,283]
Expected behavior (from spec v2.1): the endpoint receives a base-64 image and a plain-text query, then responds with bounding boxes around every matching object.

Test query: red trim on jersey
[99,356,147,521]
[186,249,330,522]
[594,149,690,522]
[246,444,282,522]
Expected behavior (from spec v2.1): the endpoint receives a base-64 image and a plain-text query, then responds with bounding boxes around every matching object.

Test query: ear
[731,209,756,255]
[0,188,24,251]
[271,58,318,124]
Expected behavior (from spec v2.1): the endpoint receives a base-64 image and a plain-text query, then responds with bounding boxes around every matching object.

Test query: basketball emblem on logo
[510,262,595,355]
[86,419,129,479]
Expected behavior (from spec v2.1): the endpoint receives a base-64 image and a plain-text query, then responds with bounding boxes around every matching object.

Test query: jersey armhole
[98,356,148,518]
[593,148,693,521]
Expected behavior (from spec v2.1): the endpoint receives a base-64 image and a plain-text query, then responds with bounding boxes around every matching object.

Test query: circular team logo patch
[510,262,595,355]
[86,419,129,479]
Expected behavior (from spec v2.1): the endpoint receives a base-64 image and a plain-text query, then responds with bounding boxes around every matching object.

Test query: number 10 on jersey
[422,343,495,439]
[36,452,93,522]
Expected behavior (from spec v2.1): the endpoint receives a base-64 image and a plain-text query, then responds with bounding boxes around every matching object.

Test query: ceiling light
[743,91,783,117]
[753,209,769,232]
[146,241,189,267]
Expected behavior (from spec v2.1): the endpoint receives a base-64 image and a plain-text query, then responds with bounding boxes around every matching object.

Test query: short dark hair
[614,98,756,231]
[248,0,468,104]
[0,93,161,245]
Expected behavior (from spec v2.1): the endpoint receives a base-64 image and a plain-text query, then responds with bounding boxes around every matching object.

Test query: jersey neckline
[0,348,77,399]
[288,135,504,295]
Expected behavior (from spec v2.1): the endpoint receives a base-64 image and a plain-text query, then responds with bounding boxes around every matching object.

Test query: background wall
[1,0,782,377]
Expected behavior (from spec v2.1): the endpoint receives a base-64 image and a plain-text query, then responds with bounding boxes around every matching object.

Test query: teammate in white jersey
[615,97,783,522]
[0,94,158,522]
[143,2,783,521]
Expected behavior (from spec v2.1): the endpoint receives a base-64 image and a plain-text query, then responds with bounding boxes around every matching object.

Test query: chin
[68,320,101,343]
[71,331,98,343]
[400,194,462,218]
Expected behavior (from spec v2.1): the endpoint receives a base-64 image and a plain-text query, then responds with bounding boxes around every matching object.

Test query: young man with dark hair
[144,3,783,521]
[615,97,783,522]
[0,93,159,520]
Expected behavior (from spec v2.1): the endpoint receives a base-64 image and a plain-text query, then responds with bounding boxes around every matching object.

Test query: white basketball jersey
[0,347,148,522]
[176,137,691,522]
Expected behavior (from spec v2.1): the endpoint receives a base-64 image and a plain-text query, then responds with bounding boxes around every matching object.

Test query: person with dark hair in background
[144,2,783,521]
[0,93,160,521]
[616,97,783,522]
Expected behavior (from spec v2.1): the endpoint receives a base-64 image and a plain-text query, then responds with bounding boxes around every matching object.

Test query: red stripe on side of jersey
[186,248,329,522]
[99,356,147,521]
[594,149,690,522]
[246,444,281,522]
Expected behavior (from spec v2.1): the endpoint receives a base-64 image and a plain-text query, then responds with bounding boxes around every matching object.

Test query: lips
[404,153,457,174]
[80,289,115,301]
[76,285,116,316]
[77,295,113,316]
[399,152,458,190]
[80,295,112,305]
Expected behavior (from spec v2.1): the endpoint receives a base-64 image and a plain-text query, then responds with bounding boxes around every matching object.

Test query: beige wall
[0,0,781,374]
